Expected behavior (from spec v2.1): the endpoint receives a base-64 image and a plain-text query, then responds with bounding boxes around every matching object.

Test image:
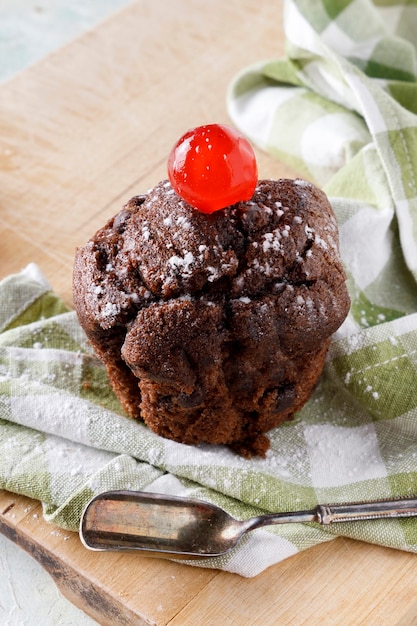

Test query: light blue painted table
[0,0,132,83]
[0,3,131,623]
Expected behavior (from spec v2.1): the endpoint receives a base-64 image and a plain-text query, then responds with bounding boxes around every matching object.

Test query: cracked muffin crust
[73,178,350,457]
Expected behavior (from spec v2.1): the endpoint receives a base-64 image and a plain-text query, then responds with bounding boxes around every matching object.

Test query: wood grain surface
[1,1,417,624]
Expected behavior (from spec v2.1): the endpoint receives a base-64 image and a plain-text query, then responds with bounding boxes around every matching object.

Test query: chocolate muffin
[73,178,350,457]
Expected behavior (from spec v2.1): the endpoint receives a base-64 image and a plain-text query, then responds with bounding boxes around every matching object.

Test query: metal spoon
[79,490,417,559]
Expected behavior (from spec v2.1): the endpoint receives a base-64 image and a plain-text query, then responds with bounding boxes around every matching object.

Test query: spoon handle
[315,496,417,524]
[245,496,417,532]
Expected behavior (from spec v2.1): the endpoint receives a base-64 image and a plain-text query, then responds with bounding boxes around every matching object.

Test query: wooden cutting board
[1,1,417,623]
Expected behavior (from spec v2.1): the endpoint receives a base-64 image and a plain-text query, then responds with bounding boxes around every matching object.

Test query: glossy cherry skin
[167,124,258,213]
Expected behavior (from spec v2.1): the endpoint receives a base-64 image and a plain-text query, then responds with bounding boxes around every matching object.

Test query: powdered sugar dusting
[168,251,195,274]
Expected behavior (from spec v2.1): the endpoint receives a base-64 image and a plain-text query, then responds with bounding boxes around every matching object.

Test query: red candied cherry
[167,123,258,214]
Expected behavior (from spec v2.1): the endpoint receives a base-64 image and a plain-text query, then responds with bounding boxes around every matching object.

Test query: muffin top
[74,178,349,346]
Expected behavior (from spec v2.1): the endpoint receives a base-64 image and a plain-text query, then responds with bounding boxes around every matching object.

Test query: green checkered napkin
[2,0,417,578]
